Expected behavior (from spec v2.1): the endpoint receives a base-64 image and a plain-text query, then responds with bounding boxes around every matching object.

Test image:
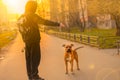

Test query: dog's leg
[65,60,68,74]
[75,57,80,70]
[70,60,74,73]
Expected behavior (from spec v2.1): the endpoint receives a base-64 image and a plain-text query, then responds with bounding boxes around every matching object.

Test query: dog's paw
[65,72,68,74]
[71,72,75,75]
[77,68,80,71]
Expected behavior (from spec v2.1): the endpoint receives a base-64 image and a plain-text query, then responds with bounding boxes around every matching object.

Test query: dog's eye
[66,46,68,48]
[69,46,71,48]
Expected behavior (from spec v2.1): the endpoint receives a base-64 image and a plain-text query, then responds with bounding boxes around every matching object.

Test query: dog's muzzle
[67,49,71,53]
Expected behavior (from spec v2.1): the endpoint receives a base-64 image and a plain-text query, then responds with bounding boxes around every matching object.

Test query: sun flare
[3,0,28,14]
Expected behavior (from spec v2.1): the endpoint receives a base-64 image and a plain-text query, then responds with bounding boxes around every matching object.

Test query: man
[17,1,64,80]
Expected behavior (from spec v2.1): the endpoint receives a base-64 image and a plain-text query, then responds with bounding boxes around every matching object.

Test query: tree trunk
[114,15,120,36]
[78,0,86,32]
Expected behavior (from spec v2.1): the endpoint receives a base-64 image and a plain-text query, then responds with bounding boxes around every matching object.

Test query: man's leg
[25,45,33,79]
[31,43,41,78]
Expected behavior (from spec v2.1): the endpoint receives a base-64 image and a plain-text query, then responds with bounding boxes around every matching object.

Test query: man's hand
[60,23,65,28]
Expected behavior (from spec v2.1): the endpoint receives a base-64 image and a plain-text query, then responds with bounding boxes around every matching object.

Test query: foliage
[87,0,120,16]
[87,0,100,16]
[98,0,120,15]
[87,0,120,36]
[0,30,16,48]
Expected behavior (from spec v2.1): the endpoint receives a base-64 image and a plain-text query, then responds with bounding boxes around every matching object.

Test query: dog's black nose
[67,49,71,53]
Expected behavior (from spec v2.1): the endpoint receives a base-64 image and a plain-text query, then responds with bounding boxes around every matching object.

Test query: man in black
[17,1,64,80]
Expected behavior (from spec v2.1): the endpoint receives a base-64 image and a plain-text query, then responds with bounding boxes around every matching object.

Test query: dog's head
[62,44,74,53]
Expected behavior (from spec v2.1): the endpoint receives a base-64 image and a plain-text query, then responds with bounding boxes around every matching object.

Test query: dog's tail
[74,46,84,51]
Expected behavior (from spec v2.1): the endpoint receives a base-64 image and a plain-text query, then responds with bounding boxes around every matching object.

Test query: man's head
[25,1,37,13]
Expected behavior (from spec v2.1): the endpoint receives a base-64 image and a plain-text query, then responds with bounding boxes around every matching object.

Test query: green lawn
[67,27,116,36]
[49,27,116,36]
[47,27,119,48]
[69,27,118,48]
[0,30,17,48]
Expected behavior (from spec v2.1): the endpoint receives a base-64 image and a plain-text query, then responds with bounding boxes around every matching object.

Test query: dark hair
[25,1,37,13]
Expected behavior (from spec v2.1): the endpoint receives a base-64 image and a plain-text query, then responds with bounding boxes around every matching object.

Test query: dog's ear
[62,44,66,47]
[71,44,74,46]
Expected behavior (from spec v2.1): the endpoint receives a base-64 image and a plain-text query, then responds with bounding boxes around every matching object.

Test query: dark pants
[25,43,41,79]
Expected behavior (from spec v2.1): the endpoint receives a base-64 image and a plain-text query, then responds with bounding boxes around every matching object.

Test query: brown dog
[63,44,83,74]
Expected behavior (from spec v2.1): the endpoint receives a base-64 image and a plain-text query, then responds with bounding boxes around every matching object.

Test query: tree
[98,0,120,36]
[87,0,100,27]
[87,0,99,16]
[87,0,120,36]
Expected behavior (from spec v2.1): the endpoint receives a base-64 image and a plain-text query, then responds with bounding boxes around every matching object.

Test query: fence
[45,30,120,49]
[99,36,120,48]
[47,31,99,47]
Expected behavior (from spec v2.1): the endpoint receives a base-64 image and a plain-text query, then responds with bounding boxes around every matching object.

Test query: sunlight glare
[3,0,28,14]
[89,64,95,70]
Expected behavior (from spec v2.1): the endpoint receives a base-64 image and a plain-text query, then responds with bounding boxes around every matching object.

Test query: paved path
[0,32,120,80]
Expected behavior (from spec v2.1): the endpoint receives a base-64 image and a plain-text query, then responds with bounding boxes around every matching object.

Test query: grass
[49,27,116,36]
[47,27,119,48]
[67,27,116,36]
[71,27,120,48]
[70,27,119,48]
[0,30,17,48]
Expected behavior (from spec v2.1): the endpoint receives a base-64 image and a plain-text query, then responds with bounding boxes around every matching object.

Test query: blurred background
[1,0,120,48]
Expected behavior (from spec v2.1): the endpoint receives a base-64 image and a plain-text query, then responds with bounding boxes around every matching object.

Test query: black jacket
[17,13,60,44]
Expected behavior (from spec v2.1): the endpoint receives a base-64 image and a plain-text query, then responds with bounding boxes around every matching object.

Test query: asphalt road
[0,32,120,80]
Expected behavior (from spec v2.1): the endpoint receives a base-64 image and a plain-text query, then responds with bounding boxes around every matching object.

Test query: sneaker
[33,76,44,80]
